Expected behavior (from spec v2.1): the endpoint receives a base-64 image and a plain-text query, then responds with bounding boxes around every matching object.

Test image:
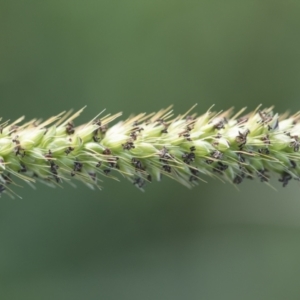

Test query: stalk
[1,105,300,197]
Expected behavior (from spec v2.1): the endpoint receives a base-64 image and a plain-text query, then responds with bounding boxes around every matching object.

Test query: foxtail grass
[1,105,300,197]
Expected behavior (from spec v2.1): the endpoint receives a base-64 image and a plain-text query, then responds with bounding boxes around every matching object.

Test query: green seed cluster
[1,105,300,197]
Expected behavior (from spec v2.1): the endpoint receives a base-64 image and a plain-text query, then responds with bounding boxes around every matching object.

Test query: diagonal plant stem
[0,105,300,197]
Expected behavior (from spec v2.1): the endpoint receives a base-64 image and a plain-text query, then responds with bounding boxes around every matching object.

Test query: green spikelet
[1,105,300,197]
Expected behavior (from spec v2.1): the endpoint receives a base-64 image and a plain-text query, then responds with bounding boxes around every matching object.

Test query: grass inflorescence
[1,105,300,197]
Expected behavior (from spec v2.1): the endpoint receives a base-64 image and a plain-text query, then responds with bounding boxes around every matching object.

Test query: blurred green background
[1,0,300,299]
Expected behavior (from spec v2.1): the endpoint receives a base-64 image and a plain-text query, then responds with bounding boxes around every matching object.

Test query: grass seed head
[0,106,300,197]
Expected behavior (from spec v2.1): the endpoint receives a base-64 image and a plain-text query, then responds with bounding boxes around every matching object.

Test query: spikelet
[1,105,300,197]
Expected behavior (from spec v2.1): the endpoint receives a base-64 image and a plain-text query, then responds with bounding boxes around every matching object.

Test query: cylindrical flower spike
[1,105,300,197]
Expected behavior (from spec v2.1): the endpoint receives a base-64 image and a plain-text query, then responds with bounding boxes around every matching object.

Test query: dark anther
[71,161,83,176]
[235,129,250,148]
[12,137,25,157]
[103,148,112,155]
[237,116,248,125]
[50,161,60,182]
[74,161,83,172]
[261,134,271,145]
[156,118,168,134]
[233,174,244,184]
[159,147,168,157]
[213,162,228,174]
[189,167,199,182]
[147,174,152,182]
[190,146,196,152]
[258,148,270,155]
[93,119,101,127]
[18,163,27,173]
[290,135,300,152]
[217,162,228,171]
[93,119,108,138]
[132,126,144,132]
[132,158,144,171]
[212,141,219,147]
[130,132,137,141]
[211,150,223,160]
[189,175,198,182]
[258,110,273,124]
[213,118,226,130]
[99,124,108,134]
[88,172,97,182]
[187,123,194,131]
[156,118,165,124]
[206,149,223,164]
[159,147,172,164]
[190,168,199,176]
[290,160,297,169]
[162,165,171,173]
[50,161,59,173]
[122,140,135,150]
[182,152,195,164]
[133,177,146,188]
[65,147,74,155]
[161,128,168,134]
[179,130,192,141]
[96,161,102,167]
[66,122,75,135]
[104,169,111,175]
[257,169,269,182]
[186,116,196,131]
[93,136,100,142]
[44,150,52,160]
[278,172,292,187]
[130,125,144,140]
[108,157,119,168]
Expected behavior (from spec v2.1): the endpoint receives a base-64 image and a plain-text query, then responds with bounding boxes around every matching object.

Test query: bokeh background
[1,0,300,299]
